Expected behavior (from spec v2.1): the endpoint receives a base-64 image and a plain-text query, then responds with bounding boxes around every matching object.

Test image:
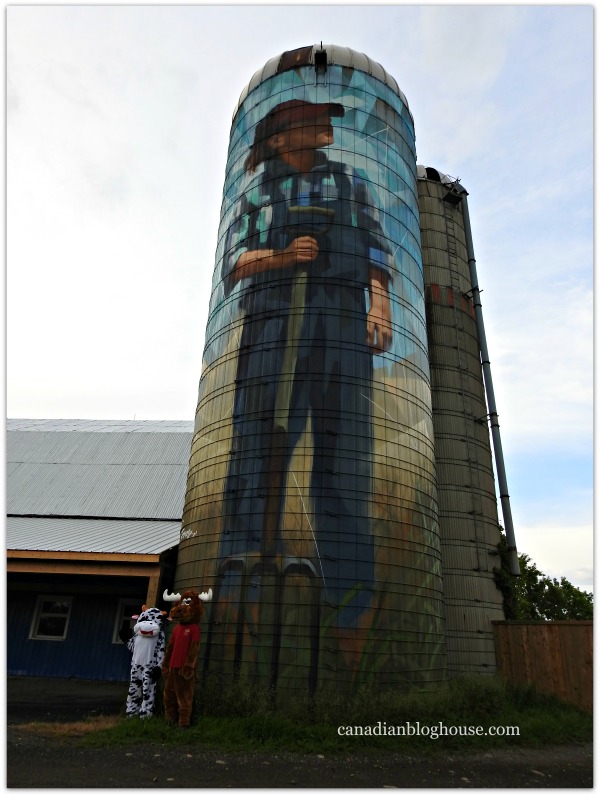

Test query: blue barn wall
[8,575,148,681]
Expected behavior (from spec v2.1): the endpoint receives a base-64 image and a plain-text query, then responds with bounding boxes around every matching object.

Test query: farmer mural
[178,50,446,696]
[216,99,394,633]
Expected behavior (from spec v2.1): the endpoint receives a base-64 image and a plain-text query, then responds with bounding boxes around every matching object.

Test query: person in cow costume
[162,587,212,728]
[120,606,167,719]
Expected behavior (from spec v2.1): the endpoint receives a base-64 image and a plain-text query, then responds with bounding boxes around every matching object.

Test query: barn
[7,418,192,681]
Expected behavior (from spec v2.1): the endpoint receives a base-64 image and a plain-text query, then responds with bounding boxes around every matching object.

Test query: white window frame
[112,598,142,644]
[29,595,73,641]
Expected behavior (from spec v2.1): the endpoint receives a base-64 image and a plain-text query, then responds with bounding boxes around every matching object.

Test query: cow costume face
[134,607,165,638]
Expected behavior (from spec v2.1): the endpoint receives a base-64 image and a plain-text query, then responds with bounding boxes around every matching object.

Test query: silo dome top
[417,165,467,195]
[233,44,411,121]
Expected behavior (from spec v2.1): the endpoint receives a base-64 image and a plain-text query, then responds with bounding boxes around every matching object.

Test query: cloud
[517,522,593,593]
[418,6,522,93]
[504,458,592,591]
[468,190,593,454]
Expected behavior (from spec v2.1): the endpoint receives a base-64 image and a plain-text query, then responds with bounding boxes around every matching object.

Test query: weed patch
[72,676,592,754]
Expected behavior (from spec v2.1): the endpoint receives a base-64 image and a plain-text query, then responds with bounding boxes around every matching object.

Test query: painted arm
[367,268,393,353]
[229,236,319,285]
[352,171,394,353]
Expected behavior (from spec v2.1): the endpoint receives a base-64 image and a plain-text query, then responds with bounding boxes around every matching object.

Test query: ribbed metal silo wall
[417,172,505,675]
[176,45,446,699]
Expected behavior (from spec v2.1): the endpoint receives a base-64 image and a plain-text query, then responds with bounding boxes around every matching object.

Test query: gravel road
[6,727,593,788]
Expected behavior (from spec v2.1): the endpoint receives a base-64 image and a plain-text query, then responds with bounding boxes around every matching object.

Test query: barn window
[112,598,143,644]
[29,596,72,641]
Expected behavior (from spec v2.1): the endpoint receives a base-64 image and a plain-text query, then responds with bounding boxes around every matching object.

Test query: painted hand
[284,235,319,265]
[366,299,393,353]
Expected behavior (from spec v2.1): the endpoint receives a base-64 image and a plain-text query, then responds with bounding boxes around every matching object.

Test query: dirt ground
[6,677,594,789]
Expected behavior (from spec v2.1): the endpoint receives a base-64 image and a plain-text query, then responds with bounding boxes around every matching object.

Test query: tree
[494,532,593,620]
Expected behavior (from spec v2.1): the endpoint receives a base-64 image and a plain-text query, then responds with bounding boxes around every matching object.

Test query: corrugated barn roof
[6,516,180,555]
[7,419,193,520]
[7,418,194,433]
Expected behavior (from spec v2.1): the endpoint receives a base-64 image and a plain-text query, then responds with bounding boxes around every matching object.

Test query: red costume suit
[169,623,201,667]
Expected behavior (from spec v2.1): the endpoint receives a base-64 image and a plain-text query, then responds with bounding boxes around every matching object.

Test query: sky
[7,5,593,593]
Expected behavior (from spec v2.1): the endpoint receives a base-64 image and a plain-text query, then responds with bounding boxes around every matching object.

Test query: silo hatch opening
[314,48,328,73]
[442,189,464,207]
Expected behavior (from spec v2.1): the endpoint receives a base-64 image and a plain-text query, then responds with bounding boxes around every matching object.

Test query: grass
[15,715,121,739]
[18,676,591,754]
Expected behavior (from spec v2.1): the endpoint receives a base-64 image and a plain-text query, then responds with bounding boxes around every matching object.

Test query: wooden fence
[492,621,592,713]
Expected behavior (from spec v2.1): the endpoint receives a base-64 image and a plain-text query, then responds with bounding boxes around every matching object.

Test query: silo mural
[176,45,446,696]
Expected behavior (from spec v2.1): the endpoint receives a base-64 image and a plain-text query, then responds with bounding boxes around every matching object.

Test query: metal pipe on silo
[459,191,520,576]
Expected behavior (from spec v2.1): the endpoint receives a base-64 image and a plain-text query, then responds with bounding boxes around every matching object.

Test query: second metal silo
[417,166,507,675]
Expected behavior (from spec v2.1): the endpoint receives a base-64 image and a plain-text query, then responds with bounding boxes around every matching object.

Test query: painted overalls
[218,152,392,626]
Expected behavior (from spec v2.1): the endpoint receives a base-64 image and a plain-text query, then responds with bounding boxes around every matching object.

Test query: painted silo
[176,46,446,698]
[417,167,505,674]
